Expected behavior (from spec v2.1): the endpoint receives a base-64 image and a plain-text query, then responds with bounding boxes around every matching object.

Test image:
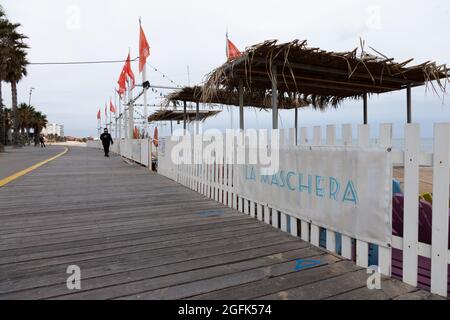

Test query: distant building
[42,123,65,138]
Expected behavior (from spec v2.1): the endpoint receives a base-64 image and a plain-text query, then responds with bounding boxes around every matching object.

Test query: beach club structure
[90,39,450,298]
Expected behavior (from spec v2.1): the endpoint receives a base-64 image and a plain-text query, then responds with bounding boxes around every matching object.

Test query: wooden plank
[264,206,271,225]
[311,224,320,247]
[257,203,264,222]
[378,124,393,276]
[66,248,328,301]
[250,201,256,218]
[122,254,342,300]
[341,124,353,260]
[356,124,370,268]
[300,127,308,145]
[356,240,369,268]
[313,126,321,145]
[430,123,450,296]
[289,128,296,147]
[326,125,337,253]
[260,269,373,300]
[244,199,250,215]
[280,213,288,233]
[290,217,298,237]
[3,242,310,300]
[403,124,420,286]
[326,231,336,253]
[272,210,279,229]
[301,221,310,242]
[238,196,243,213]
[190,260,356,301]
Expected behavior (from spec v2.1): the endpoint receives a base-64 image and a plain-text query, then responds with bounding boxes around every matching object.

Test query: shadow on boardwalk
[0,147,442,300]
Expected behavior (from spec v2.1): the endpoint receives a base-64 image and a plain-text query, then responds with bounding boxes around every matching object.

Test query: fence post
[356,124,370,268]
[309,127,322,246]
[403,124,420,286]
[341,124,353,260]
[378,123,393,277]
[430,123,450,296]
[326,125,337,253]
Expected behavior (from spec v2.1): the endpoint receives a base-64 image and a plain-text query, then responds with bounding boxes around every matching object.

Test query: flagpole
[226,30,234,131]
[140,18,149,139]
[118,92,123,140]
[114,93,118,140]
[143,66,148,139]
[124,87,128,139]
[127,48,135,139]
[128,78,134,139]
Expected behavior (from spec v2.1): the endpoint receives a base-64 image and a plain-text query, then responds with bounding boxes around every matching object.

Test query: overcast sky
[1,0,449,138]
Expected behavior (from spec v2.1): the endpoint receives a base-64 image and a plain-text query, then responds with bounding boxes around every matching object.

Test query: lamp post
[29,87,35,107]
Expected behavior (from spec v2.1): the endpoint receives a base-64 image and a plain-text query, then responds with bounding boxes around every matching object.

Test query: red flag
[105,103,108,118]
[110,100,117,113]
[117,66,127,96]
[139,25,151,73]
[133,126,140,139]
[153,127,159,147]
[226,38,242,61]
[97,109,101,120]
[125,53,136,88]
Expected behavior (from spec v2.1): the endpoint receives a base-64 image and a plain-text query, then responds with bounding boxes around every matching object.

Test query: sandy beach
[394,167,434,195]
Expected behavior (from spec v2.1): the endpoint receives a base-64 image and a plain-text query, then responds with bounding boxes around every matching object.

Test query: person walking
[100,128,114,157]
[39,136,46,148]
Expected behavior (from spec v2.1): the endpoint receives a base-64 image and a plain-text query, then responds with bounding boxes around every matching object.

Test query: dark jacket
[100,133,114,146]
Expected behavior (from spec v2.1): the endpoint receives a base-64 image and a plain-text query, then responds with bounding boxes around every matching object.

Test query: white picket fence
[158,124,450,296]
[87,138,152,168]
[88,123,450,297]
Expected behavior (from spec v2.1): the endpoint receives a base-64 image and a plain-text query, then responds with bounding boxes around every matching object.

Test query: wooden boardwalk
[0,147,441,300]
[0,146,66,181]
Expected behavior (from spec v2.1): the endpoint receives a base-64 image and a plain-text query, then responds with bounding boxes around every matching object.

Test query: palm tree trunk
[34,126,39,146]
[11,80,19,147]
[0,81,4,152]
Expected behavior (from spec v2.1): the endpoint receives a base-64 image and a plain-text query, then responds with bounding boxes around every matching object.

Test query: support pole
[196,101,200,135]
[118,94,122,140]
[295,107,299,145]
[272,66,278,130]
[123,90,128,139]
[183,101,187,134]
[109,98,112,134]
[114,94,118,140]
[239,79,244,131]
[363,93,368,125]
[407,85,412,124]
[143,65,149,138]
[128,80,134,139]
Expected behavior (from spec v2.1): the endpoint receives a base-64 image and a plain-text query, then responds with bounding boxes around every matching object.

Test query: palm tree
[2,107,11,144]
[0,5,7,151]
[18,103,35,144]
[1,15,29,147]
[31,111,47,146]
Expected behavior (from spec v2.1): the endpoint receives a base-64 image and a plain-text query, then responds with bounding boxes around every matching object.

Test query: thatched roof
[201,40,450,109]
[166,86,310,110]
[148,109,221,123]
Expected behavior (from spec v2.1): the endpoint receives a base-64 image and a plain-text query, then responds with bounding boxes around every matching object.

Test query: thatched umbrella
[201,39,449,128]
